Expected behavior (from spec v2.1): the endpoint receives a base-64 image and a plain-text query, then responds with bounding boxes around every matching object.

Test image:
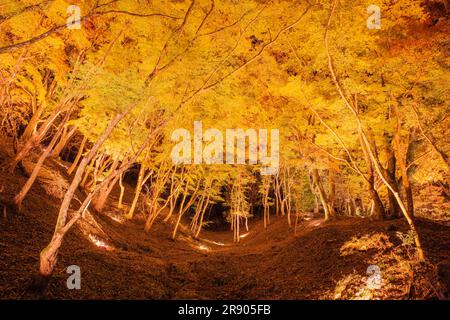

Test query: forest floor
[0,143,449,300]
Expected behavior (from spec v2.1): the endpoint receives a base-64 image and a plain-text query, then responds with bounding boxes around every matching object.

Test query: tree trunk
[68,136,87,176]
[328,161,336,214]
[311,169,334,220]
[172,180,201,239]
[80,154,96,188]
[51,126,76,158]
[13,120,65,210]
[22,94,43,141]
[386,146,400,218]
[39,104,136,276]
[126,165,148,220]
[262,177,271,228]
[118,172,125,209]
[93,156,120,212]
[367,182,385,220]
[39,232,63,277]
[358,130,385,220]
[9,108,61,171]
[194,194,210,238]
[393,106,416,219]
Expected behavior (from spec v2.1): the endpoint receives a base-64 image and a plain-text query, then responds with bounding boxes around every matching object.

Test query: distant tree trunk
[190,191,206,234]
[274,174,283,216]
[262,177,271,228]
[144,167,172,232]
[307,173,320,215]
[87,154,110,191]
[346,196,355,216]
[359,131,385,220]
[386,146,400,218]
[172,179,201,239]
[328,160,336,214]
[67,136,87,176]
[164,168,185,222]
[313,196,319,215]
[118,172,125,209]
[93,156,120,212]
[80,154,96,188]
[393,106,416,219]
[311,169,334,220]
[401,169,414,219]
[367,183,385,218]
[126,165,150,220]
[21,94,43,141]
[95,174,120,212]
[51,125,76,158]
[284,167,292,226]
[194,193,210,238]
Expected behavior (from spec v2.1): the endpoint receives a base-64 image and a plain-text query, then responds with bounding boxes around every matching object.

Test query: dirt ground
[0,144,449,300]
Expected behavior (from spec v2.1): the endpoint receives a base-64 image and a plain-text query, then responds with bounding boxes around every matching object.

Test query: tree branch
[0,4,182,55]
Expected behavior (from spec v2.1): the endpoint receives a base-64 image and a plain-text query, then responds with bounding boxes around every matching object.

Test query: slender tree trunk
[311,169,334,220]
[393,105,416,219]
[274,175,282,216]
[85,153,104,191]
[22,95,44,141]
[172,180,201,239]
[9,108,62,171]
[144,164,172,231]
[126,165,149,220]
[93,156,120,212]
[386,146,400,218]
[164,172,184,222]
[262,178,270,228]
[328,161,336,214]
[358,131,385,220]
[307,173,320,215]
[367,182,385,219]
[282,167,292,226]
[118,172,125,209]
[51,126,76,158]
[39,104,136,277]
[13,119,66,210]
[80,154,96,188]
[194,194,210,238]
[68,136,87,176]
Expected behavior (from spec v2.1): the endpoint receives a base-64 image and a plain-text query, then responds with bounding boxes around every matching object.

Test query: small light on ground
[89,234,113,250]
[110,216,124,223]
